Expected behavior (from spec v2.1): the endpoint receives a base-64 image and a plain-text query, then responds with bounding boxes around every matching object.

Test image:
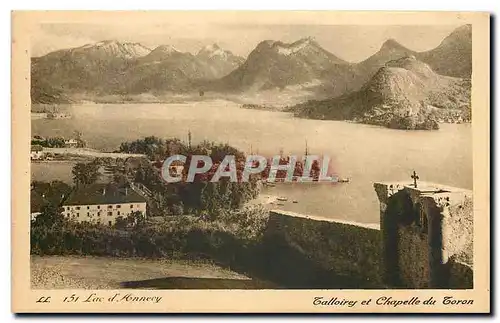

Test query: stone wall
[253,181,473,289]
[260,210,383,288]
[397,225,430,288]
[448,259,474,289]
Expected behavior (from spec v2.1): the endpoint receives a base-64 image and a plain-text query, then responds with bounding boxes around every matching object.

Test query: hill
[291,56,471,130]
[31,78,73,104]
[418,24,472,78]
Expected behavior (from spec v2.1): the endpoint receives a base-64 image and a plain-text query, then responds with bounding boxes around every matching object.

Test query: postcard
[11,11,490,313]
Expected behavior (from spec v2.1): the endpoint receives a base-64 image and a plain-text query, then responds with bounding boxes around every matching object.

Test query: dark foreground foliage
[31,205,268,262]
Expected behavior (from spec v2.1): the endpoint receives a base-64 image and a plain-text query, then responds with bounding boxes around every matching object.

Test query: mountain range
[30,25,471,105]
[31,40,245,100]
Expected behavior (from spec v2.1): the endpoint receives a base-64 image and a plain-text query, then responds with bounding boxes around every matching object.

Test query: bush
[30,205,269,263]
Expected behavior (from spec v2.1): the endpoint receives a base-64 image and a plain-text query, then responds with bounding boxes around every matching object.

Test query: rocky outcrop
[291,56,470,130]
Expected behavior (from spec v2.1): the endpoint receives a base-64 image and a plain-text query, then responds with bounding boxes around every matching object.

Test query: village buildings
[30,145,44,160]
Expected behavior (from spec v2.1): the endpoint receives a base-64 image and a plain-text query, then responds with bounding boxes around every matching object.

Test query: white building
[64,139,79,148]
[62,183,147,226]
[30,145,44,160]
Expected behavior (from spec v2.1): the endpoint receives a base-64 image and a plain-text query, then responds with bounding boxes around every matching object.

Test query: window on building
[117,211,120,215]
[98,212,101,216]
[76,206,81,210]
[130,204,134,208]
[97,205,101,209]
[108,205,113,209]
[108,211,112,216]
[108,221,112,226]
[87,212,90,216]
[116,205,121,209]
[87,206,90,209]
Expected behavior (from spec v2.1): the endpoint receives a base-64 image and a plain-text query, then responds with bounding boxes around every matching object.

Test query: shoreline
[33,147,146,161]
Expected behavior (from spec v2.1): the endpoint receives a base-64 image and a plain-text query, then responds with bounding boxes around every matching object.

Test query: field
[31,256,277,289]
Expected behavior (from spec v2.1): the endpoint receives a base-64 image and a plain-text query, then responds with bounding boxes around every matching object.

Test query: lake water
[31,100,472,224]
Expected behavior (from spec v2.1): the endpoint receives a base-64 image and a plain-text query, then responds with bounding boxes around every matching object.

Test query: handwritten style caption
[313,296,474,308]
[36,292,162,304]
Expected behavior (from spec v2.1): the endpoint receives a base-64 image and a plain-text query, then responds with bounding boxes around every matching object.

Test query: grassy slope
[31,255,277,289]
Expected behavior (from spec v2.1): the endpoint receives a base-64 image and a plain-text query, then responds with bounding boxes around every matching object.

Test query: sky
[31,23,462,62]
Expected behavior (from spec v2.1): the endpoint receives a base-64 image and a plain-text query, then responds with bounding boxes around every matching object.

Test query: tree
[72,162,100,186]
[44,181,72,205]
[45,137,66,148]
[112,173,128,186]
[31,180,72,211]
[126,211,146,228]
[114,216,128,230]
[32,204,66,228]
[170,202,184,216]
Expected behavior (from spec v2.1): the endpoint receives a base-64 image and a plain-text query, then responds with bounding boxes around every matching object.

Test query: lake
[31,100,472,224]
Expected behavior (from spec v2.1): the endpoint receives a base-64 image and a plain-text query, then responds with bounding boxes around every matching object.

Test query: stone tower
[374,181,473,288]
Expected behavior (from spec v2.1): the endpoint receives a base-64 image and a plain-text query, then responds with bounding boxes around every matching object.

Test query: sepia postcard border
[11,11,490,313]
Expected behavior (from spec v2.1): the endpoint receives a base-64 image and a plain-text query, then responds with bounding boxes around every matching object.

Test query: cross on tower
[411,171,419,188]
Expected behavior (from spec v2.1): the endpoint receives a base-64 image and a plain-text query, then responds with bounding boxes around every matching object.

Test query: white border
[4,1,497,322]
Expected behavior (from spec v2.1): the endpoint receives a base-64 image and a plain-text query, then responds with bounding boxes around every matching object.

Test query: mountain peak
[79,40,120,49]
[381,38,407,51]
[416,24,472,78]
[454,24,472,34]
[295,36,316,45]
[441,24,472,45]
[74,40,151,59]
[202,43,221,51]
[139,45,182,63]
[153,45,179,53]
[197,43,230,59]
[261,37,323,57]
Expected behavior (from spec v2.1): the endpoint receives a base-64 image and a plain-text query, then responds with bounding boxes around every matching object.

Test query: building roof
[64,183,147,206]
[31,145,44,152]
